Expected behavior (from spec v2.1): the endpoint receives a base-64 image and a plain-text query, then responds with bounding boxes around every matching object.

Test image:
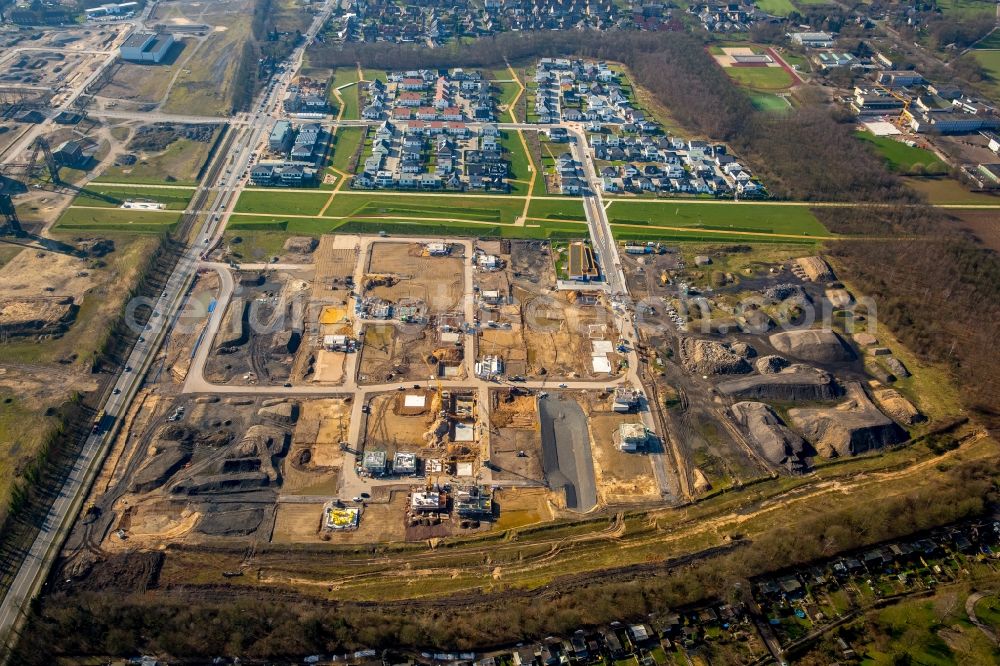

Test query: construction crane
[873,82,912,129]
[0,136,61,235]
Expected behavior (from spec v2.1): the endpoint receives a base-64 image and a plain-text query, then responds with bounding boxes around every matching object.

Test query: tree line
[11,452,997,662]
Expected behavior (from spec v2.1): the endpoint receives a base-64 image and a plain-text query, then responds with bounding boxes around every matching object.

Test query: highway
[0,0,337,655]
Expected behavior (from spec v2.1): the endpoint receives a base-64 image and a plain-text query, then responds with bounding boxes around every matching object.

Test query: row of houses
[593,135,762,196]
[330,0,625,46]
[535,59,643,125]
[689,0,768,33]
[353,120,509,192]
[362,70,495,123]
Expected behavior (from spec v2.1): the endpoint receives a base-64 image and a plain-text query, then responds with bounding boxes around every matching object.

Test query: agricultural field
[854,132,949,174]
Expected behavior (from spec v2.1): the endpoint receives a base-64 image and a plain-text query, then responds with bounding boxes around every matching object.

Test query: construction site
[619,244,932,495]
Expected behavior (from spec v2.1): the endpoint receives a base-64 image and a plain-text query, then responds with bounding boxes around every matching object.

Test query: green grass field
[605,200,829,236]
[750,91,791,112]
[227,214,587,240]
[935,0,996,17]
[725,65,794,91]
[332,67,360,88]
[330,127,365,172]
[755,0,795,15]
[323,193,523,224]
[332,67,361,120]
[54,208,182,232]
[854,132,949,174]
[974,31,1000,49]
[502,131,532,195]
[973,50,1000,98]
[70,186,196,210]
[363,69,388,83]
[235,190,329,216]
[526,198,586,221]
[494,80,521,123]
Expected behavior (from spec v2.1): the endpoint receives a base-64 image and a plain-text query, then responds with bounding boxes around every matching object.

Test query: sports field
[750,92,791,112]
[725,65,794,91]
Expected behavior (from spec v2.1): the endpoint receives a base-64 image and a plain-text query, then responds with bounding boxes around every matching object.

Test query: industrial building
[119,32,175,64]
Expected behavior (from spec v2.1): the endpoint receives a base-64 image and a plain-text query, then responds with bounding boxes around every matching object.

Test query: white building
[789,31,834,48]
[119,32,175,63]
[322,334,354,351]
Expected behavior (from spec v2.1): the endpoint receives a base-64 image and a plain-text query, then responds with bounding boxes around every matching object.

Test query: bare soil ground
[366,242,465,315]
[493,487,556,530]
[489,390,544,483]
[285,397,350,494]
[204,269,312,385]
[952,210,1000,253]
[357,323,443,384]
[364,390,444,458]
